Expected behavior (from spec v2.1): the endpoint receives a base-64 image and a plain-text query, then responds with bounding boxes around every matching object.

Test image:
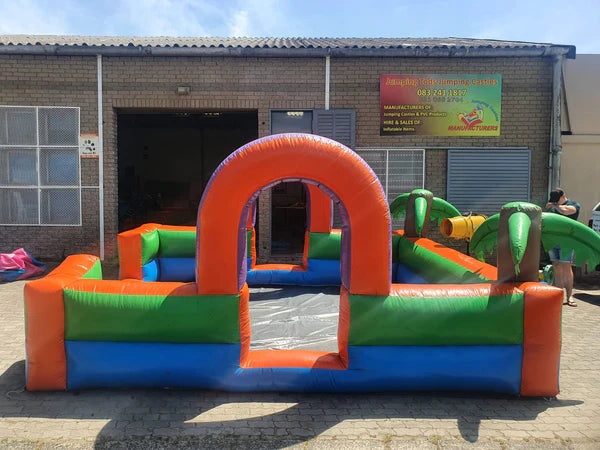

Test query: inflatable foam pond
[26,133,597,396]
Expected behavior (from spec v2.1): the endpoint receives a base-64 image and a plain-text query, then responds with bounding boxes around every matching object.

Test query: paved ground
[0,268,599,449]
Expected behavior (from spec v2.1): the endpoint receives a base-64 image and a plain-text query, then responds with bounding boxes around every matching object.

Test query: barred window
[355,148,425,230]
[0,106,81,225]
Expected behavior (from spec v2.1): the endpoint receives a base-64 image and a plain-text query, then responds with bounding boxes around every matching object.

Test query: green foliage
[389,189,460,224]
[389,193,409,219]
[430,197,461,225]
[541,213,600,268]
[470,214,500,261]
[508,212,531,276]
[468,202,600,271]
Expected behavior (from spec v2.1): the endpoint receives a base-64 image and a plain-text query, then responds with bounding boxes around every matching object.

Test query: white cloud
[104,0,220,36]
[224,0,293,37]
[0,0,70,34]
[228,10,249,37]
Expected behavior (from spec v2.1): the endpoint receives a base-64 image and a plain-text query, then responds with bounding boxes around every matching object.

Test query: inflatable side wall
[118,226,497,285]
[24,254,561,394]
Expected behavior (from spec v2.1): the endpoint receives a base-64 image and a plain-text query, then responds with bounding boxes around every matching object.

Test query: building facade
[561,54,600,228]
[0,36,575,262]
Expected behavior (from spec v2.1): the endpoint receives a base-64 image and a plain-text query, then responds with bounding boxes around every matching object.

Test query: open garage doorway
[271,181,307,256]
[117,111,258,231]
[269,111,312,260]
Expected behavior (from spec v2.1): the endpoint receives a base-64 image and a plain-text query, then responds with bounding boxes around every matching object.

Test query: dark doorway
[270,111,313,257]
[271,182,307,255]
[117,111,258,231]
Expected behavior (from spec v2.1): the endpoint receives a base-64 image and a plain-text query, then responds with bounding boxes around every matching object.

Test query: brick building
[0,36,575,263]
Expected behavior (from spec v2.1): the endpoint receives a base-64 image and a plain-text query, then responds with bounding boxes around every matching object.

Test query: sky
[0,0,598,54]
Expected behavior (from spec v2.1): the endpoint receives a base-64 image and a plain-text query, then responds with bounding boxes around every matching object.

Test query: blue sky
[0,0,598,53]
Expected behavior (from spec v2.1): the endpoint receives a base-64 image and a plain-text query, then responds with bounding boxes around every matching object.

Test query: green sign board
[380,74,502,136]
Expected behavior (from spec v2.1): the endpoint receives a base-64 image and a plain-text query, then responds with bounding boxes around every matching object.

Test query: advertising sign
[380,74,502,136]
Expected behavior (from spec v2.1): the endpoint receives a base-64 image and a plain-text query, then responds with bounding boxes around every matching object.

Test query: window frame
[355,147,426,230]
[0,106,81,226]
[270,109,314,135]
[355,147,426,199]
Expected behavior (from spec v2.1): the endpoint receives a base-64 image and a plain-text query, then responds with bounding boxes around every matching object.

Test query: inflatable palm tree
[471,201,600,282]
[390,189,461,238]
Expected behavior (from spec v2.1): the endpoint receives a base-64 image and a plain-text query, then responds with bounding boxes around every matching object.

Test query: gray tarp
[248,286,340,352]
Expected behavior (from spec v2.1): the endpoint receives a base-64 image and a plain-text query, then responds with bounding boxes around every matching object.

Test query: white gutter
[97,54,105,260]
[325,55,330,110]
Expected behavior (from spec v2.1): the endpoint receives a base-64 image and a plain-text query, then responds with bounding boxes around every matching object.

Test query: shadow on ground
[0,360,583,448]
[573,291,600,306]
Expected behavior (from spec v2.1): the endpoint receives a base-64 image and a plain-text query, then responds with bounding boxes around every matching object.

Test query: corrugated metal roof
[0,35,576,58]
[0,35,557,49]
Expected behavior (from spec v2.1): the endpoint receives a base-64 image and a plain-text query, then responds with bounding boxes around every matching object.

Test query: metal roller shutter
[447,149,531,216]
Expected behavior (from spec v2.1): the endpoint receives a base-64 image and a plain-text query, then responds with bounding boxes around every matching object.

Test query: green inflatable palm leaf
[414,196,428,236]
[541,213,600,268]
[390,191,460,223]
[431,197,462,225]
[389,193,409,219]
[470,214,500,261]
[508,212,531,276]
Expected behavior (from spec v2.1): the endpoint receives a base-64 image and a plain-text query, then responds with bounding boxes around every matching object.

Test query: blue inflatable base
[141,259,425,286]
[142,258,196,282]
[395,264,429,284]
[247,259,341,286]
[66,341,522,394]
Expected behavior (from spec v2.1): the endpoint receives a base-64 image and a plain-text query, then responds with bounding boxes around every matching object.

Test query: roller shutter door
[447,149,531,216]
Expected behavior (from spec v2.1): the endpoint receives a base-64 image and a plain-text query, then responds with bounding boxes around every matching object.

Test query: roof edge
[0,43,576,58]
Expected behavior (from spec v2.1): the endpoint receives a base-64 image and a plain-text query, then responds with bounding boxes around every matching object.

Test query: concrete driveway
[0,269,599,449]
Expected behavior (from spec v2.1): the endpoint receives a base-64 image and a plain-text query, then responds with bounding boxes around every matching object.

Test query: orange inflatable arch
[196,133,391,296]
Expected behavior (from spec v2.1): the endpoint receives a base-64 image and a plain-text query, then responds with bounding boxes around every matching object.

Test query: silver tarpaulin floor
[248,286,340,352]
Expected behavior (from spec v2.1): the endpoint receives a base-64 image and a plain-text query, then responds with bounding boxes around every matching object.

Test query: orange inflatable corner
[307,184,332,233]
[118,223,160,280]
[246,203,254,229]
[519,282,563,396]
[338,286,350,367]
[238,284,251,365]
[302,230,309,269]
[24,254,99,391]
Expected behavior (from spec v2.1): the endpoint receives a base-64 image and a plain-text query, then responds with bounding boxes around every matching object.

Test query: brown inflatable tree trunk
[497,202,542,282]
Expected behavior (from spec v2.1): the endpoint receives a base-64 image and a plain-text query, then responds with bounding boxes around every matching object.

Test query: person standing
[545,188,581,307]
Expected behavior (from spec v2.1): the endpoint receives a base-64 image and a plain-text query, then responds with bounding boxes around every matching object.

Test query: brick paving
[0,272,599,449]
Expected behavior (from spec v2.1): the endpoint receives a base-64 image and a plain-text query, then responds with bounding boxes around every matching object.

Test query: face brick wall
[0,55,101,260]
[0,53,552,263]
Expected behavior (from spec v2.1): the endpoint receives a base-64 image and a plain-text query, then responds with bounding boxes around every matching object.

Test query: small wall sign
[80,133,99,158]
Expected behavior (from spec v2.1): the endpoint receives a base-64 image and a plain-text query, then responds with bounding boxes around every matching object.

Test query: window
[271,110,313,134]
[0,106,80,225]
[355,148,425,229]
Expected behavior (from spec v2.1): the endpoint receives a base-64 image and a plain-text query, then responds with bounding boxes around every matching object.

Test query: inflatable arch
[119,175,346,286]
[196,133,390,296]
[24,133,563,395]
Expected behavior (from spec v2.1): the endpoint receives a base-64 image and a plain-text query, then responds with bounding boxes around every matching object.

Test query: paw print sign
[79,133,99,158]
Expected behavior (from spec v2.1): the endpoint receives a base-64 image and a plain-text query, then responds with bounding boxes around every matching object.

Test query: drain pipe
[548,54,564,193]
[97,54,105,260]
[325,54,330,110]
